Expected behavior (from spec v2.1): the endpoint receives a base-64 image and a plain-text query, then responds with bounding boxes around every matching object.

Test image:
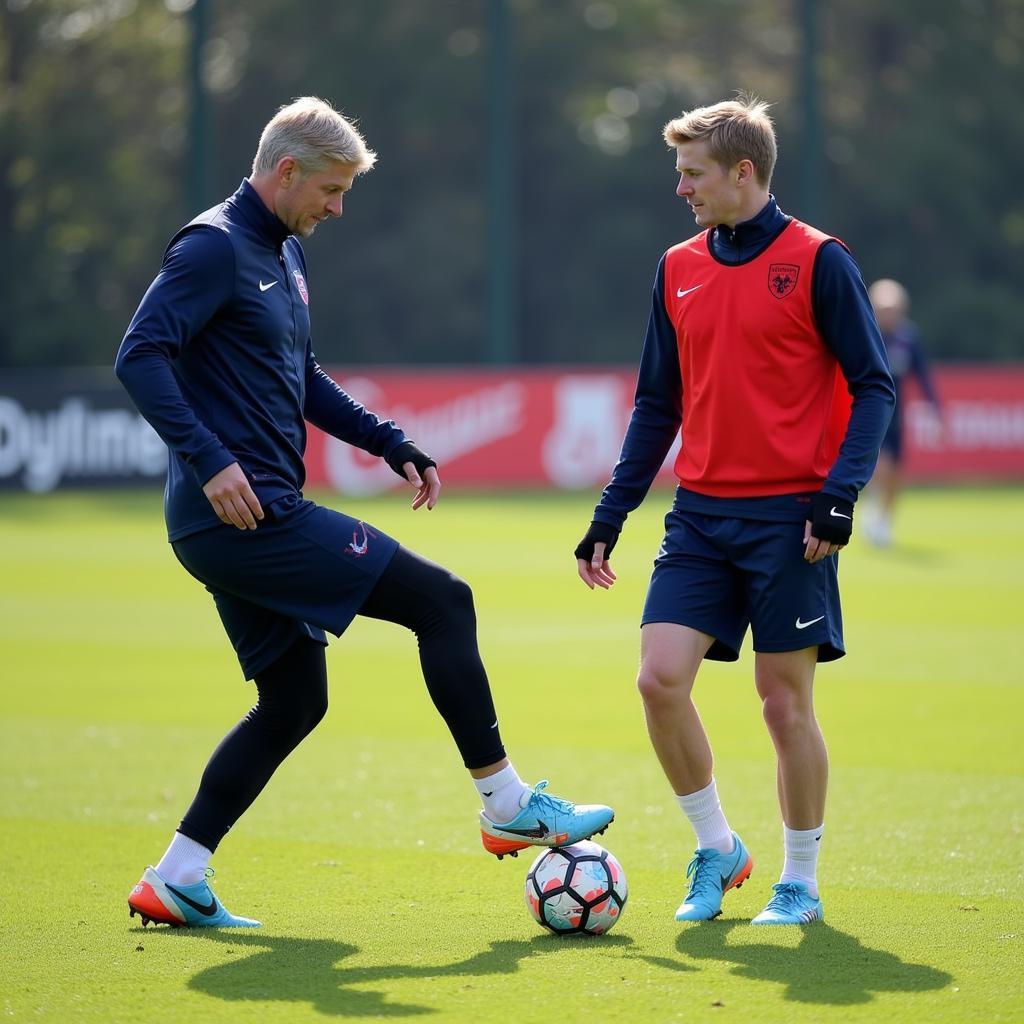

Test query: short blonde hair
[252,96,377,176]
[663,95,777,187]
[868,279,909,313]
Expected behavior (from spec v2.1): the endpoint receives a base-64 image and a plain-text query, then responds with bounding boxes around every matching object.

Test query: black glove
[809,491,854,545]
[385,441,437,481]
[574,521,621,562]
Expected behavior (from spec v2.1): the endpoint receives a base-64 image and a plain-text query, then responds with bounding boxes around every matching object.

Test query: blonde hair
[663,95,776,187]
[252,96,377,176]
[868,279,909,313]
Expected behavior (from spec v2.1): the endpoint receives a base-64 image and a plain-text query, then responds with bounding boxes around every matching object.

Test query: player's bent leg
[128,867,260,928]
[479,780,614,859]
[358,547,616,856]
[358,547,506,769]
[751,882,823,925]
[674,832,753,922]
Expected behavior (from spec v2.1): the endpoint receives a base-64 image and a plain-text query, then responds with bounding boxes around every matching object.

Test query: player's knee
[636,663,685,710]
[406,568,477,642]
[447,572,475,610]
[280,700,327,742]
[760,690,812,740]
[302,686,329,733]
[260,681,327,741]
[434,571,476,626]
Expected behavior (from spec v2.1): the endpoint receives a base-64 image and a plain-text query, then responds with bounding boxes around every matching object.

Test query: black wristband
[574,521,620,562]
[810,492,854,544]
[385,441,437,481]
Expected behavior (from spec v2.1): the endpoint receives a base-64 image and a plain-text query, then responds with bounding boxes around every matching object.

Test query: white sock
[780,824,824,898]
[475,763,529,823]
[676,778,734,854]
[155,832,212,885]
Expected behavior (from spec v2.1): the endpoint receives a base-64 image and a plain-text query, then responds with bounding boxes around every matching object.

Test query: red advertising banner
[305,365,1024,493]
[901,366,1024,479]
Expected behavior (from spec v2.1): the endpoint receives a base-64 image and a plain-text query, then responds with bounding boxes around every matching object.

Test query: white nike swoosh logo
[830,507,851,519]
[676,285,703,298]
[795,615,825,630]
[259,280,277,292]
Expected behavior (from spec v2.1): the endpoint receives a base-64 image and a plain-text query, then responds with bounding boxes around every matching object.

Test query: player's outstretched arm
[575,521,620,589]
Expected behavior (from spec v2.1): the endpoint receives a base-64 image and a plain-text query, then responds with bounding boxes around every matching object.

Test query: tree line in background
[1,0,1022,368]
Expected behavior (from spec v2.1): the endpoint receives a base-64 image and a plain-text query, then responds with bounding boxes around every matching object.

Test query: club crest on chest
[768,263,799,298]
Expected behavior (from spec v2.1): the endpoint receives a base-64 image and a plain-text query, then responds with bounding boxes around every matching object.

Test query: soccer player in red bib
[575,97,894,925]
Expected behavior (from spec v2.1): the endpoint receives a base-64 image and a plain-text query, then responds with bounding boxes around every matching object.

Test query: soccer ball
[524,840,627,935]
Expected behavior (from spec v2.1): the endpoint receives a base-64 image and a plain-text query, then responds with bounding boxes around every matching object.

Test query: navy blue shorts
[641,506,845,663]
[172,493,399,679]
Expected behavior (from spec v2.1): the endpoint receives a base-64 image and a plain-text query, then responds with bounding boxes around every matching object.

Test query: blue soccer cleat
[751,881,823,925]
[480,780,614,860]
[128,866,261,928]
[675,832,753,921]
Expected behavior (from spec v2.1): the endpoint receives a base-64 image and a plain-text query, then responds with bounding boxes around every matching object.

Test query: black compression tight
[178,546,505,851]
[357,546,506,768]
[179,637,328,851]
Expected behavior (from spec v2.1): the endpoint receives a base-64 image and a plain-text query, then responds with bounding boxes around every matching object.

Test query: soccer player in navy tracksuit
[575,97,895,925]
[864,278,943,548]
[117,97,613,929]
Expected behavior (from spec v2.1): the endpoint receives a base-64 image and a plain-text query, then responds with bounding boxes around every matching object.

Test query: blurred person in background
[116,96,613,929]
[574,96,894,926]
[865,278,943,547]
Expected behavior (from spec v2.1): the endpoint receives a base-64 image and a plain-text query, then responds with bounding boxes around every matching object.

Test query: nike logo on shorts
[795,615,825,630]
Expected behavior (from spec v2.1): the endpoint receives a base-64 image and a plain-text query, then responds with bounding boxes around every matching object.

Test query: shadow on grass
[640,918,951,1006]
[149,930,636,1016]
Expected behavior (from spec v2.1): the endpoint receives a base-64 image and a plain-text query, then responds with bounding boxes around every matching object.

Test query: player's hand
[803,520,843,562]
[575,521,620,590]
[404,462,441,510]
[804,491,852,562]
[202,462,264,530]
[385,441,439,509]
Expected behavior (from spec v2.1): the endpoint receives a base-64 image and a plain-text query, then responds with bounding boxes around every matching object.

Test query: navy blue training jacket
[116,180,407,540]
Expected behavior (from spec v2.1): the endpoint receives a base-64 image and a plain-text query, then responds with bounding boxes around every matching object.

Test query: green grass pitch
[1,486,1021,1023]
